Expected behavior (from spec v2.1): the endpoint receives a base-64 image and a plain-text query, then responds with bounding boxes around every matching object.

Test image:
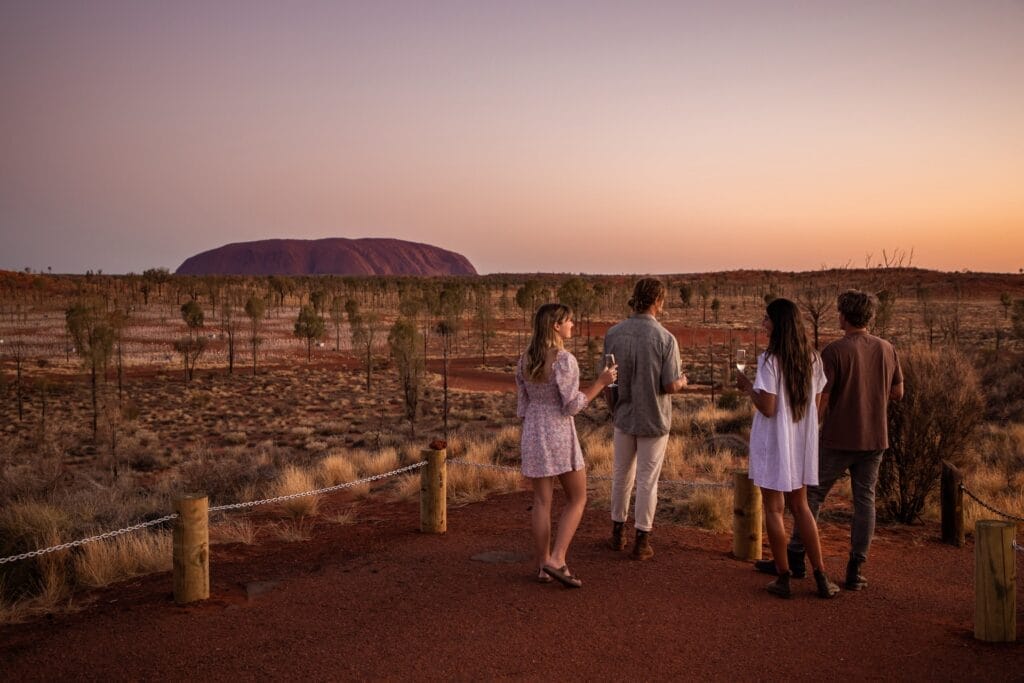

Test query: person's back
[604,315,678,437]
[820,332,901,451]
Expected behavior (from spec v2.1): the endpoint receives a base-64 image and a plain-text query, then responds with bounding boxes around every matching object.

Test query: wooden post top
[976,519,1014,529]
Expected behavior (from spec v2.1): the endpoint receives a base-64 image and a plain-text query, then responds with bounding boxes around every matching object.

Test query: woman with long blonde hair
[736,298,840,599]
[516,303,617,587]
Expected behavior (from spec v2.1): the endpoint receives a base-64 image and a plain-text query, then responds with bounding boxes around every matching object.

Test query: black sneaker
[787,548,807,579]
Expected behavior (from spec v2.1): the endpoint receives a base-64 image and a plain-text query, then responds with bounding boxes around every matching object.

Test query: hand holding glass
[605,354,617,387]
[735,349,747,373]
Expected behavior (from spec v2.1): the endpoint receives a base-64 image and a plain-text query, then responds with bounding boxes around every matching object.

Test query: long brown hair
[765,298,815,422]
[524,303,572,382]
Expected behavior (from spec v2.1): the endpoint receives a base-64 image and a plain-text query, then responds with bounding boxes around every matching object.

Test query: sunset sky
[1,1,1022,275]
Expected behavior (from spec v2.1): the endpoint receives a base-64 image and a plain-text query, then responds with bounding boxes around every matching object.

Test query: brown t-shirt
[820,332,903,451]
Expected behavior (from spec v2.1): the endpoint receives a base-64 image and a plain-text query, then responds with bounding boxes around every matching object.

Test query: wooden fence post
[974,520,1016,642]
[173,493,209,605]
[420,447,447,534]
[732,469,761,561]
[941,461,964,547]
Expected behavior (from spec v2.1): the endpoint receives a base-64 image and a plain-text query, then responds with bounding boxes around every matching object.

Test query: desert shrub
[716,390,742,410]
[878,347,985,523]
[977,352,1024,423]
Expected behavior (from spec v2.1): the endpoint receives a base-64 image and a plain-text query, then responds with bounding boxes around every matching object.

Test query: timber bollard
[173,493,209,605]
[420,445,447,534]
[732,469,761,561]
[940,461,964,547]
[974,520,1016,642]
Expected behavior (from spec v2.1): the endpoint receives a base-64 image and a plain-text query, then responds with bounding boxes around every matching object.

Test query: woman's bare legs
[761,488,790,574]
[548,468,588,570]
[787,487,826,571]
[531,476,554,578]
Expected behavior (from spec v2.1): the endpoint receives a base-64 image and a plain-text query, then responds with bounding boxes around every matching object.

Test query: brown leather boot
[631,529,654,561]
[609,521,627,551]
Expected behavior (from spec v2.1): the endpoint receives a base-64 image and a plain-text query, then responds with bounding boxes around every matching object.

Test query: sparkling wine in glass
[605,353,617,387]
[735,349,747,373]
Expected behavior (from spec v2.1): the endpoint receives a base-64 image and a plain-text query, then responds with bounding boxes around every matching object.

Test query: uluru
[175,238,477,276]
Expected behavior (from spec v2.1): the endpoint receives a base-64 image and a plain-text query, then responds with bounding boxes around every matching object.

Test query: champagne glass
[605,353,617,387]
[735,349,747,373]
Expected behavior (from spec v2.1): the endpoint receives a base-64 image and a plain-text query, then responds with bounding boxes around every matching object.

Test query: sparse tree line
[3,268,1024,448]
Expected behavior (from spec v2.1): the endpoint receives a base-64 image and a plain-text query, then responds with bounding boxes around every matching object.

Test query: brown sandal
[543,565,582,588]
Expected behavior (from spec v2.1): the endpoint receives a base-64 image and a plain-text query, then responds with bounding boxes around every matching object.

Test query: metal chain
[1013,541,1023,554]
[209,461,426,512]
[960,484,1024,524]
[0,462,427,565]
[448,458,732,489]
[0,514,179,565]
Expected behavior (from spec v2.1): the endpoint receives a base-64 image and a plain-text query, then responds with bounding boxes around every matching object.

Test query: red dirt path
[2,490,1022,680]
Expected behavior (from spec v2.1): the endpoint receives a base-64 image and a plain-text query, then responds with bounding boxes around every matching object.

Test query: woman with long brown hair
[516,303,617,587]
[736,298,839,599]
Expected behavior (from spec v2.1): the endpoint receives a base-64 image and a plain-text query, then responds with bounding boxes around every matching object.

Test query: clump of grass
[320,452,358,486]
[664,488,731,532]
[74,531,172,588]
[222,431,247,445]
[274,465,319,518]
[210,518,258,545]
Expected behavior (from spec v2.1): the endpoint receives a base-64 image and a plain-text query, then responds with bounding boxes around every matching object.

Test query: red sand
[2,490,1022,680]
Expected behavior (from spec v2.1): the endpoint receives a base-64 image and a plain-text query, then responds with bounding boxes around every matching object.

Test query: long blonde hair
[524,303,572,382]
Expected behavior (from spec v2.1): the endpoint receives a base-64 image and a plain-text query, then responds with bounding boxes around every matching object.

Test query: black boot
[814,569,840,598]
[609,521,627,551]
[845,558,868,591]
[787,548,806,579]
[766,571,792,598]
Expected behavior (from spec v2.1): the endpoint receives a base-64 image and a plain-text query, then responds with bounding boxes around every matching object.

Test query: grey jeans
[789,448,885,563]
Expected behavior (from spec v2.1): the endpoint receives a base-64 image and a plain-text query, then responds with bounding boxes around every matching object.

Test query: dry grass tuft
[274,466,320,518]
[320,453,358,486]
[210,518,258,545]
[324,507,358,525]
[74,531,172,588]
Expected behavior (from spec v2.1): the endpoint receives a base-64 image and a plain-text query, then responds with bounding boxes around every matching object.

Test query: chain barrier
[208,462,426,512]
[0,514,179,565]
[0,462,428,566]
[960,484,1024,524]
[448,458,733,489]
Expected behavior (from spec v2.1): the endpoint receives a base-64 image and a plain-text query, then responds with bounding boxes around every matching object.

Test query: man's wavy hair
[837,290,877,328]
[628,278,666,313]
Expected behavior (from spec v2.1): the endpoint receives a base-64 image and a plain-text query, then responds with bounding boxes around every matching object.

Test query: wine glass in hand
[735,349,747,373]
[605,354,617,387]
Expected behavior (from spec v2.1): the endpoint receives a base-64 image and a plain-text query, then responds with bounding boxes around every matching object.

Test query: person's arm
[583,365,617,403]
[663,374,688,394]
[890,382,904,401]
[817,391,829,422]
[736,371,777,417]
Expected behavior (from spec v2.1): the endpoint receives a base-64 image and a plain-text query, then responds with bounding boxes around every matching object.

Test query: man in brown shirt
[785,290,903,590]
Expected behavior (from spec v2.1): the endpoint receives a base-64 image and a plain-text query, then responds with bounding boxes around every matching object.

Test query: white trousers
[610,428,670,532]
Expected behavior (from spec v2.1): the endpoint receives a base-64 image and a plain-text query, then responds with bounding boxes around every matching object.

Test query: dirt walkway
[2,490,1022,680]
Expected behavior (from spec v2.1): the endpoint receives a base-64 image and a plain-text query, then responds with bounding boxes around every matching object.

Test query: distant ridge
[175,238,477,276]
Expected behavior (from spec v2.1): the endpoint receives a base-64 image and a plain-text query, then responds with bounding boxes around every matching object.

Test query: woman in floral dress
[516,303,617,587]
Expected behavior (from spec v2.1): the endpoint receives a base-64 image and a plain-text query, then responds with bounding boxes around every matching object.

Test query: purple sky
[2,1,1023,275]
